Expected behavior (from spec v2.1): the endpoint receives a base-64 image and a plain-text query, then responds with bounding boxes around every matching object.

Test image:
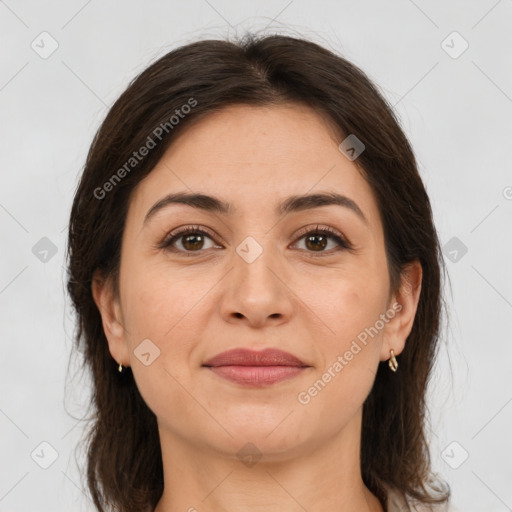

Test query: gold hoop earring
[388,349,398,372]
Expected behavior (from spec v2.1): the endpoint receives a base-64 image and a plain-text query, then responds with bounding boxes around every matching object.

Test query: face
[93,103,421,461]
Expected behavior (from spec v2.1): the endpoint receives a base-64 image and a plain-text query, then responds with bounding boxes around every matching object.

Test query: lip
[203,348,307,367]
[202,348,310,387]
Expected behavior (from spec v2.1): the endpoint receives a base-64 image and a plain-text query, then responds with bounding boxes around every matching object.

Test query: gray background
[1,1,511,511]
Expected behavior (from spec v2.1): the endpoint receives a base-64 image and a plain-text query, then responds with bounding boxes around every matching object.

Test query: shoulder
[385,485,456,512]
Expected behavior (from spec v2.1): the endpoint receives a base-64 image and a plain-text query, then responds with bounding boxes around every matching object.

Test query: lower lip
[204,365,307,386]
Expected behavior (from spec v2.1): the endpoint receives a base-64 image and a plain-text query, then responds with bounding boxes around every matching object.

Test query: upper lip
[203,348,308,367]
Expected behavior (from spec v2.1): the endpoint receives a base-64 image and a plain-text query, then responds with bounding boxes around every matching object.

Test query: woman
[66,33,451,512]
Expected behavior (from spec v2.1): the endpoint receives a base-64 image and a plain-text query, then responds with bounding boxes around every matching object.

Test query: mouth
[202,348,310,387]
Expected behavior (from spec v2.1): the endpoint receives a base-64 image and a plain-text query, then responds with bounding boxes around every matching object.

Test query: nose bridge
[234,232,281,294]
[219,229,294,326]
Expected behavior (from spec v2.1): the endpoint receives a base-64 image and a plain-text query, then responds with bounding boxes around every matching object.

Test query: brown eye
[293,225,352,255]
[159,226,218,254]
[181,232,206,251]
[304,232,329,251]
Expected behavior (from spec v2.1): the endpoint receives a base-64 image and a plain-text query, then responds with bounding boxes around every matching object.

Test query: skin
[92,103,422,512]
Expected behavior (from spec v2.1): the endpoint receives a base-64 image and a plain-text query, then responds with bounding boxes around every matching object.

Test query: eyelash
[157,224,353,257]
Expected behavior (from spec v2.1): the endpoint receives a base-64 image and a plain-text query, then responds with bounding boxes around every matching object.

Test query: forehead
[127,103,383,234]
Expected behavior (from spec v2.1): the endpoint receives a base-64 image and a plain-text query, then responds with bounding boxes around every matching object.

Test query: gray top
[385,485,454,512]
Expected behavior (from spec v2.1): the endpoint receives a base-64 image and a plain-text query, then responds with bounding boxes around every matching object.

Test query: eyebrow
[143,191,369,226]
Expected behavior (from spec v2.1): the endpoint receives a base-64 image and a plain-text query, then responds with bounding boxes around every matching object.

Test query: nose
[219,238,295,328]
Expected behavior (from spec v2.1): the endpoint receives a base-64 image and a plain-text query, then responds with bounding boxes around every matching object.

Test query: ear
[381,260,423,361]
[91,269,130,367]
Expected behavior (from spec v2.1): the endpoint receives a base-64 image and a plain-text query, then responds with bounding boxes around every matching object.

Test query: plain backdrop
[1,1,511,511]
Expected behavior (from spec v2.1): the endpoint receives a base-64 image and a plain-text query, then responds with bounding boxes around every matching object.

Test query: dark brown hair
[66,32,450,512]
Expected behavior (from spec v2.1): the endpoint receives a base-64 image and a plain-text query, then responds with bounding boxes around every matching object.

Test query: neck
[153,408,385,512]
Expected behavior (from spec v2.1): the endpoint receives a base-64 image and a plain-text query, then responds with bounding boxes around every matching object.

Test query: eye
[291,225,353,256]
[158,225,219,255]
[158,224,352,256]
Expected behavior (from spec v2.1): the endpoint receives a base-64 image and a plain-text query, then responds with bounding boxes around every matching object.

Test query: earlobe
[381,260,423,361]
[91,270,129,365]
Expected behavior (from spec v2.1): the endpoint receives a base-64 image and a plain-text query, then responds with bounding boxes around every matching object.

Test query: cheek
[123,280,171,338]
[309,270,387,347]
[120,257,196,338]
[300,284,385,420]
[121,273,200,420]
[321,277,389,398]
[120,261,213,377]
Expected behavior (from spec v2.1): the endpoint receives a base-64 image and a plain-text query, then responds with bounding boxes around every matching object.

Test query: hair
[66,32,451,512]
